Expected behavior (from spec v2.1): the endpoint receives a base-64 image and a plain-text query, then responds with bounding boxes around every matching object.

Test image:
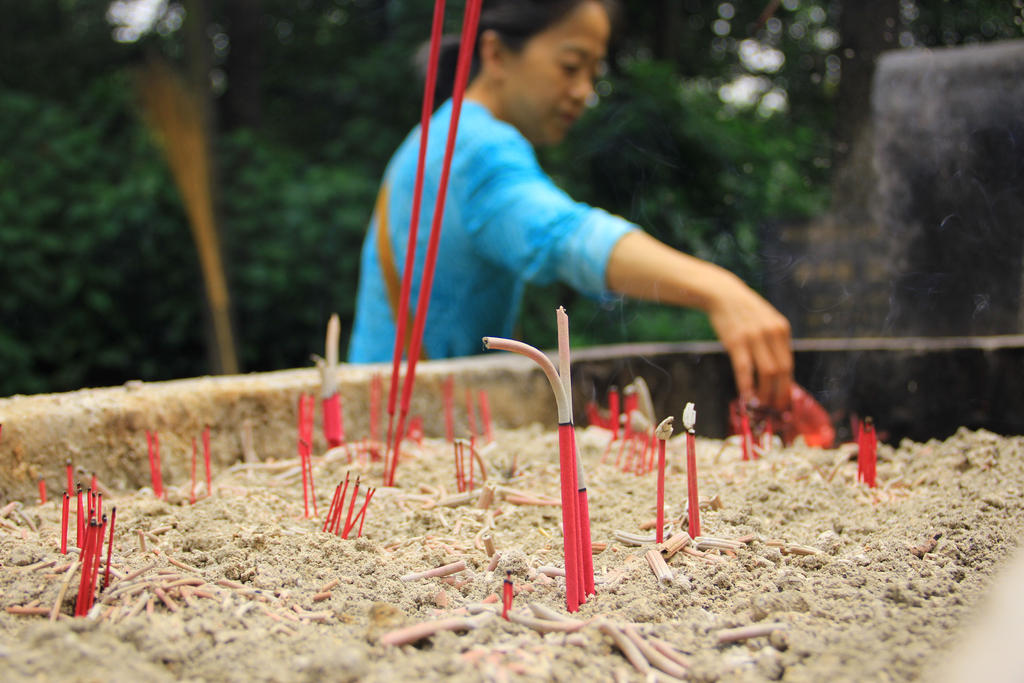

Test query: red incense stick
[323,480,343,533]
[341,476,362,539]
[683,403,701,538]
[387,0,483,487]
[39,479,47,505]
[655,417,673,544]
[103,507,116,589]
[385,0,449,457]
[323,394,343,449]
[502,571,513,620]
[610,388,621,439]
[203,425,212,496]
[479,390,494,443]
[355,488,375,538]
[65,459,73,497]
[152,432,164,499]
[330,473,351,535]
[740,410,752,462]
[76,486,84,549]
[443,375,455,442]
[60,492,69,554]
[75,519,96,616]
[298,395,310,518]
[859,417,877,488]
[190,436,198,505]
[466,388,478,441]
[304,394,318,516]
[370,374,381,444]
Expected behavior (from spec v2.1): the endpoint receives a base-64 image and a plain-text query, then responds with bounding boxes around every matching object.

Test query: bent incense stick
[387,0,483,487]
[483,333,582,612]
[683,403,701,538]
[385,0,448,457]
[655,417,674,544]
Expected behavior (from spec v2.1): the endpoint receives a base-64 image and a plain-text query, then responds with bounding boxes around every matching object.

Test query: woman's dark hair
[416,0,621,102]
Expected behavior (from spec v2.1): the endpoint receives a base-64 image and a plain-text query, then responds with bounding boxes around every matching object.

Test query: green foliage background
[0,0,1020,395]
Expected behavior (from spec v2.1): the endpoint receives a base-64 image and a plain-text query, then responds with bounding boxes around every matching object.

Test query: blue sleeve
[453,127,637,296]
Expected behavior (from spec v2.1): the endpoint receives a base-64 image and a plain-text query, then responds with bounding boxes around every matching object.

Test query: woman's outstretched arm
[606,230,793,410]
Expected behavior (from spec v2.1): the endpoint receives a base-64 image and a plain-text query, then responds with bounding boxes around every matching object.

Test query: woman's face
[489,2,611,146]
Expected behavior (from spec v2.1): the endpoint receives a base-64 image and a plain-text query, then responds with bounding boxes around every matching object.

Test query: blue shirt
[348,99,637,362]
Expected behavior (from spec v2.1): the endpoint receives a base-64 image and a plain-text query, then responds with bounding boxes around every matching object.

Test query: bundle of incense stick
[322,473,375,538]
[73,504,115,617]
[482,307,594,612]
[316,314,346,450]
[384,0,483,487]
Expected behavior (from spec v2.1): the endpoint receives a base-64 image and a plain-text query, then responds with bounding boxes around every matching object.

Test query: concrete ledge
[3,336,1023,502]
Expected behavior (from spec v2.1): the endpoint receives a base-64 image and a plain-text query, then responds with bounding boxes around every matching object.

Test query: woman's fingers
[710,283,793,411]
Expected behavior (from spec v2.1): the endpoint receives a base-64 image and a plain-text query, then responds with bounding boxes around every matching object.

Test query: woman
[349,0,792,411]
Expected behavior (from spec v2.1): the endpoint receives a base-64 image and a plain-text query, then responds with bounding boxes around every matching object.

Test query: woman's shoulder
[454,102,538,171]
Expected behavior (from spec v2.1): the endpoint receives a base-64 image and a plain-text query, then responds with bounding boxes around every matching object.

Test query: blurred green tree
[0,0,1020,395]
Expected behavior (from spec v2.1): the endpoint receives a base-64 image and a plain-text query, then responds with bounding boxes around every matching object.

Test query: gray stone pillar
[873,40,1024,336]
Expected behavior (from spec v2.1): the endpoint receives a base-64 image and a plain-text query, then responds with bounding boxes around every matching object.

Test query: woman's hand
[705,272,792,411]
[606,230,794,410]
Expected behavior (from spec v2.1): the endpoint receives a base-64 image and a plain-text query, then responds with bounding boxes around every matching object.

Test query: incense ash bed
[1,340,1023,682]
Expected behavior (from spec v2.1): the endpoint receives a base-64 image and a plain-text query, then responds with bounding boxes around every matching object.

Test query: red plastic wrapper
[729,384,835,449]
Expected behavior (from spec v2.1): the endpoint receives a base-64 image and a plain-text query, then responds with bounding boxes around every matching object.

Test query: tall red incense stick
[385,0,449,457]
[38,479,47,505]
[387,0,483,487]
[683,402,701,538]
[557,307,594,600]
[483,331,583,612]
[65,459,74,498]
[655,417,673,544]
